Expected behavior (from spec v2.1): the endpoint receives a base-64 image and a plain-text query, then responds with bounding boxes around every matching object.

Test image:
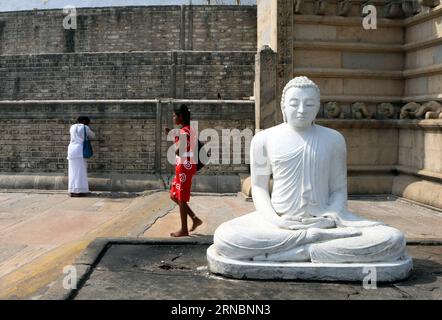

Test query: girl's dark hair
[173,104,191,125]
[77,116,91,125]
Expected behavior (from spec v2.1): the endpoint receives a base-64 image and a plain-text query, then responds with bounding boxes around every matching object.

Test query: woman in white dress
[67,116,95,197]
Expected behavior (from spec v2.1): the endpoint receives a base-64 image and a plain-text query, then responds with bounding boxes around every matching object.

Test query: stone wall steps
[294,67,404,79]
[294,40,403,53]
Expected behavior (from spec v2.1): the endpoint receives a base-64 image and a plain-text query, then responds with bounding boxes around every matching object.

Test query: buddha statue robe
[213,123,407,263]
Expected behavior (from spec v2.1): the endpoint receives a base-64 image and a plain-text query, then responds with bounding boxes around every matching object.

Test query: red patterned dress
[170,125,197,202]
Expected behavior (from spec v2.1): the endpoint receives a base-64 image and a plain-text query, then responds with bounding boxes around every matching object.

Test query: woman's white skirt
[68,158,89,193]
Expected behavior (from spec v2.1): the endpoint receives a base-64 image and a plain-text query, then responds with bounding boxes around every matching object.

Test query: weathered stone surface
[393,174,442,209]
[0,101,254,185]
[255,46,278,130]
[0,6,257,190]
[256,1,442,211]
[70,242,442,300]
[0,52,255,100]
[342,52,404,71]
[0,6,257,55]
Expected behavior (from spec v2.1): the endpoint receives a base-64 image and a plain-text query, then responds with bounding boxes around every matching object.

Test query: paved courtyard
[0,190,441,299]
[0,190,173,299]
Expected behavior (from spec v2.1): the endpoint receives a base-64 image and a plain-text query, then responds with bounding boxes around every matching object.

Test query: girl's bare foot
[189,217,203,232]
[170,230,189,237]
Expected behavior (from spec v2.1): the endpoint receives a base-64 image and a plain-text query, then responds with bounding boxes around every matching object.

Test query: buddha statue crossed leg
[208,77,411,280]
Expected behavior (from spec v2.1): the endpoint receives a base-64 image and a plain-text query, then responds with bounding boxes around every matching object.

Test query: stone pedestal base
[207,245,413,282]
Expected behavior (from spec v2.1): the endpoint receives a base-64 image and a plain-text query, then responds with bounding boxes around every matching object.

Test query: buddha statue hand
[320,210,384,228]
[301,217,336,229]
[278,215,336,230]
[265,214,304,230]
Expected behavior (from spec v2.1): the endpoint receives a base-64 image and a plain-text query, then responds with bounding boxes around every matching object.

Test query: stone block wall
[256,0,442,122]
[0,6,256,54]
[0,101,254,178]
[0,102,158,175]
[255,0,442,208]
[395,120,442,209]
[404,7,442,102]
[316,119,398,195]
[398,123,442,176]
[159,102,255,175]
[395,6,442,208]
[185,6,257,51]
[0,6,257,192]
[0,51,255,100]
[292,3,405,120]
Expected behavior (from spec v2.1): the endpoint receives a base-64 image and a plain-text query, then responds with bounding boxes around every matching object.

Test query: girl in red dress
[165,104,203,237]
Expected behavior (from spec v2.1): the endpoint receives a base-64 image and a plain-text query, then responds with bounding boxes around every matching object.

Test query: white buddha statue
[209,77,410,272]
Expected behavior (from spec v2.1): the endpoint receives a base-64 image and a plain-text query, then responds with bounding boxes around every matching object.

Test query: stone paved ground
[0,191,441,299]
[0,190,173,299]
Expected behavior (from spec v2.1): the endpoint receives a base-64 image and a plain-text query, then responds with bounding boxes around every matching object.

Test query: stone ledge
[207,245,413,282]
[0,173,165,192]
[404,4,442,27]
[0,173,244,193]
[403,63,442,78]
[191,174,243,193]
[393,174,442,209]
[293,41,403,53]
[396,166,442,181]
[293,14,404,28]
[316,119,442,129]
[402,93,442,103]
[320,95,403,103]
[294,67,403,79]
[0,99,255,105]
[403,35,442,52]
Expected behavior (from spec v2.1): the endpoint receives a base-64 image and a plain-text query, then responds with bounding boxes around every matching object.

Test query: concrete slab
[68,240,442,300]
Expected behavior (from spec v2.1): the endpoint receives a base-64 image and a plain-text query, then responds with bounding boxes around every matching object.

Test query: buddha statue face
[283,86,320,129]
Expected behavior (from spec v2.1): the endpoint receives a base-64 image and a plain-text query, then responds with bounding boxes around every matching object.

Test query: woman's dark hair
[77,116,91,125]
[173,104,191,125]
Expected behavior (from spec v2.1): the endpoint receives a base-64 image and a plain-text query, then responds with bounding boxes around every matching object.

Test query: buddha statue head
[280,76,320,129]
